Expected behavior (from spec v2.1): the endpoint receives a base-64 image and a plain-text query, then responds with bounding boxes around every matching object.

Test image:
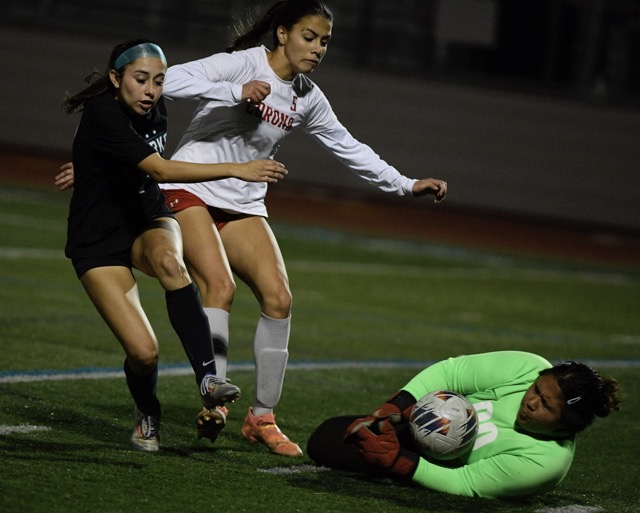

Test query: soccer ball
[409,390,479,460]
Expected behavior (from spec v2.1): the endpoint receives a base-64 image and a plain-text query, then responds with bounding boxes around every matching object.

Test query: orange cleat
[241,407,303,457]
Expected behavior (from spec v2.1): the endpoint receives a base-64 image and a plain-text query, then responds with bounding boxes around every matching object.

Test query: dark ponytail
[62,38,159,115]
[540,361,622,433]
[226,0,333,53]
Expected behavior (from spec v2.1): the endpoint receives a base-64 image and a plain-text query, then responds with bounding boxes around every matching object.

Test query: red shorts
[162,189,251,231]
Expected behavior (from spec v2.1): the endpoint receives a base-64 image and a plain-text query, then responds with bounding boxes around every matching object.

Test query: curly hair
[540,361,622,433]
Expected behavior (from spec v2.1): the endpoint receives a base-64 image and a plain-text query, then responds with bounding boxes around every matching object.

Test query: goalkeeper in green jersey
[307,351,621,499]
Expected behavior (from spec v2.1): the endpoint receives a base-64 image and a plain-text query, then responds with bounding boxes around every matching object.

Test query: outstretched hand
[235,160,288,183]
[55,162,74,191]
[412,178,447,203]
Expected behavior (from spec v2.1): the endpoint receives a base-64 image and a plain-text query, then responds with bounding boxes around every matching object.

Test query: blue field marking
[1,359,639,384]
[0,360,431,384]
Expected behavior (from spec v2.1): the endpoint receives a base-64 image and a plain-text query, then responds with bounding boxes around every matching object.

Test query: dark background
[1,0,639,234]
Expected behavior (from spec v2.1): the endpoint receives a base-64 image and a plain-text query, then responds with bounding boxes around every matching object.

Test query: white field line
[535,506,603,513]
[0,424,52,435]
[0,246,636,285]
[258,465,331,475]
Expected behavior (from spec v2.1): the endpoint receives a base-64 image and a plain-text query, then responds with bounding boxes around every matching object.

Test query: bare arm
[138,153,286,183]
[54,156,287,190]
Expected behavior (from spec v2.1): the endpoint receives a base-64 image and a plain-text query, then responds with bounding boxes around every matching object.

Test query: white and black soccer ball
[409,390,479,460]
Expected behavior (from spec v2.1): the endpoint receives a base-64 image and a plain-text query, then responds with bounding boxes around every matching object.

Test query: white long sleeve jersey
[161,46,417,216]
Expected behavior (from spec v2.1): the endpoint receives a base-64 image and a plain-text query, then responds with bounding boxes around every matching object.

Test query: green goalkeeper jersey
[402,351,575,499]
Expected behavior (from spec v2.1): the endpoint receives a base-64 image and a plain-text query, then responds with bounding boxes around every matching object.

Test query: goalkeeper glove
[344,390,416,441]
[356,419,419,478]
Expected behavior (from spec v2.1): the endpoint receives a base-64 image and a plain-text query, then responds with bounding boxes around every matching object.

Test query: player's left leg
[79,265,161,451]
[220,215,301,457]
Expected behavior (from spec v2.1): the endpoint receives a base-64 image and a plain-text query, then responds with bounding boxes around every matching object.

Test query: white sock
[253,313,290,415]
[204,307,230,379]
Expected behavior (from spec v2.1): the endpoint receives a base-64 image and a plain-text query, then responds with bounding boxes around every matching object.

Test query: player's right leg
[173,206,237,442]
[174,205,235,379]
[80,265,161,451]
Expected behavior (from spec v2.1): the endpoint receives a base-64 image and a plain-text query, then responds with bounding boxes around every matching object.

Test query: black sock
[124,359,161,417]
[165,283,216,386]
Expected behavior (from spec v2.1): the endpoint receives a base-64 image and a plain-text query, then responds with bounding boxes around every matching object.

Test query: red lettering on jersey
[291,96,298,112]
[263,105,274,123]
[245,101,293,131]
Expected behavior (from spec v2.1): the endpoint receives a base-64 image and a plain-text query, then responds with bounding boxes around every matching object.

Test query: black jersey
[65,91,171,260]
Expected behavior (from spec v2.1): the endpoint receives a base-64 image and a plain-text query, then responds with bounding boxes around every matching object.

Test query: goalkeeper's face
[516,375,568,436]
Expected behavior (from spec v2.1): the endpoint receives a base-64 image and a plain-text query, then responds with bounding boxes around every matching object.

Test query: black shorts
[70,218,176,278]
[71,246,132,279]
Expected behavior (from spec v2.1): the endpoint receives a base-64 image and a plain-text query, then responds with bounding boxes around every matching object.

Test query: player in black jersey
[61,39,287,451]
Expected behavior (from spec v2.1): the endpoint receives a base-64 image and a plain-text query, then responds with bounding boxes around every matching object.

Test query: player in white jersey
[158,0,448,457]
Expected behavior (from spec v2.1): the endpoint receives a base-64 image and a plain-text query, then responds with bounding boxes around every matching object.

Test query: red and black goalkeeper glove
[344,390,416,441]
[355,419,419,478]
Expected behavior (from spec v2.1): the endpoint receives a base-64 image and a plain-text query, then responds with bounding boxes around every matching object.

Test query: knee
[151,249,189,283]
[261,284,292,319]
[198,274,236,308]
[127,347,159,374]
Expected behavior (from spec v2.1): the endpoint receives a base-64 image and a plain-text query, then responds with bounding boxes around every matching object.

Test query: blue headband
[114,43,167,70]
